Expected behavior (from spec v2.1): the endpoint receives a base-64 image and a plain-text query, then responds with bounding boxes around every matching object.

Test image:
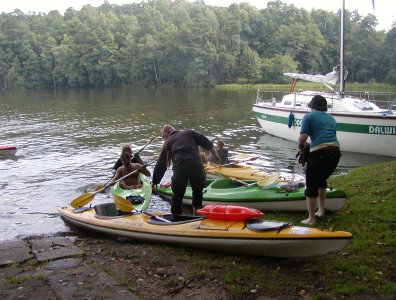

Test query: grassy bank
[158,160,396,298]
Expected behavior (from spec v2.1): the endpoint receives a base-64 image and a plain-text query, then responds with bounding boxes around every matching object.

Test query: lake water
[0,87,393,241]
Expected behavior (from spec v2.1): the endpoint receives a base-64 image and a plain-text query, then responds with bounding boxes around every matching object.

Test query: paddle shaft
[215,172,248,186]
[134,134,159,157]
[221,155,260,167]
[142,211,171,223]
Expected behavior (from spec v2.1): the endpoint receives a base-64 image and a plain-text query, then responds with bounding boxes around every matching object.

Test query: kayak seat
[94,202,135,219]
[126,195,144,205]
[147,214,204,225]
[246,219,292,232]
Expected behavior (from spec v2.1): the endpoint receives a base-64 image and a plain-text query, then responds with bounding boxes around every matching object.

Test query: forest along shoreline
[0,160,394,299]
[1,1,395,89]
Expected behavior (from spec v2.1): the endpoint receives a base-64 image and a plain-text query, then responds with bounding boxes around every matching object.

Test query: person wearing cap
[298,95,341,225]
[152,125,221,215]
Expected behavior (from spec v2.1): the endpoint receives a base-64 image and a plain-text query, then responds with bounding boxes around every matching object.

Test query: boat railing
[256,89,396,111]
[345,91,396,110]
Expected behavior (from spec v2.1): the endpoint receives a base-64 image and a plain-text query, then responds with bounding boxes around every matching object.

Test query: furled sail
[284,67,345,85]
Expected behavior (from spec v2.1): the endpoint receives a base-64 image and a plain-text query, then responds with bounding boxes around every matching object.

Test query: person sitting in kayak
[212,139,229,165]
[112,144,143,170]
[109,145,151,190]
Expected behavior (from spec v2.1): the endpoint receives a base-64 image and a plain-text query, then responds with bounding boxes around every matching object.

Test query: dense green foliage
[1,0,395,89]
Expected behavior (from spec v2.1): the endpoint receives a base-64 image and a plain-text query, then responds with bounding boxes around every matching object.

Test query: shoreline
[1,160,395,299]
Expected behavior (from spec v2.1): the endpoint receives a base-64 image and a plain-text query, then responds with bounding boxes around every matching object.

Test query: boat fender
[196,204,263,221]
[288,112,294,128]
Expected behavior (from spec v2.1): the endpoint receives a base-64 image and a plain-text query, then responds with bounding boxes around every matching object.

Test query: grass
[162,160,396,298]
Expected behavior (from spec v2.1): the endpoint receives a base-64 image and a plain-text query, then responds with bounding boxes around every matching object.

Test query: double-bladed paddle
[113,193,171,222]
[221,154,261,167]
[215,171,279,187]
[71,159,157,208]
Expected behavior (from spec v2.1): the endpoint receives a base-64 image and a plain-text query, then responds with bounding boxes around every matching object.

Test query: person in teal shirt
[298,95,341,225]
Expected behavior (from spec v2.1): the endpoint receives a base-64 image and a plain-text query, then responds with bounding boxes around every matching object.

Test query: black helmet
[308,95,327,111]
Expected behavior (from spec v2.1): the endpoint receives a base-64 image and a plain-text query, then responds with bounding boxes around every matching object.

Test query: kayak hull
[110,173,152,211]
[59,206,352,258]
[0,145,17,156]
[157,179,347,211]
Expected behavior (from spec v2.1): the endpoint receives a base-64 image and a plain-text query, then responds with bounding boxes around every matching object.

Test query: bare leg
[315,188,326,217]
[301,196,317,225]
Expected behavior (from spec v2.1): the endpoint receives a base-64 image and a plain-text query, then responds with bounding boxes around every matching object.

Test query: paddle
[215,171,279,187]
[253,172,280,187]
[220,155,261,167]
[134,134,159,157]
[215,172,248,186]
[71,159,157,208]
[113,194,171,222]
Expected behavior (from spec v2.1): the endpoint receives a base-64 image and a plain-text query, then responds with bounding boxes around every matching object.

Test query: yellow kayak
[204,162,284,182]
[59,204,352,258]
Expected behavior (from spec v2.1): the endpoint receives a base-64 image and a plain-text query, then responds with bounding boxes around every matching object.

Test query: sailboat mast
[340,0,345,96]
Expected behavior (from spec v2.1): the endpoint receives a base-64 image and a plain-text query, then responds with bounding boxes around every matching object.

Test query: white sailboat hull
[253,104,396,157]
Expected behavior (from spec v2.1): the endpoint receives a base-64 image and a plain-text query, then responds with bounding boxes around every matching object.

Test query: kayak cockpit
[246,219,292,232]
[94,203,137,219]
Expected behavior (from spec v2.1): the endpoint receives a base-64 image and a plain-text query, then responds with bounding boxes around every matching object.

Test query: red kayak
[0,145,17,156]
[197,204,263,221]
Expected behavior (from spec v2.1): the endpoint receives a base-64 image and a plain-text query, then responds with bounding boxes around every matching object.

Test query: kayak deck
[111,173,152,211]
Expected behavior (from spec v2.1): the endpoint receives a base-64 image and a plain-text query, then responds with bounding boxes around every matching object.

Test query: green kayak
[111,173,152,211]
[156,178,346,212]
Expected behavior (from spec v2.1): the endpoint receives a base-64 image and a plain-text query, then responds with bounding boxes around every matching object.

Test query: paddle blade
[257,172,280,187]
[113,194,134,212]
[71,193,95,208]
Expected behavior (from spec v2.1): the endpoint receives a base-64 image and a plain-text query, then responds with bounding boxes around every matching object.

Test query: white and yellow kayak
[110,173,152,211]
[59,204,352,258]
[204,162,288,182]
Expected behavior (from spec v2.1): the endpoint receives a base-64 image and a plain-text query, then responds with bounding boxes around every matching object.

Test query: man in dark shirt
[152,125,220,215]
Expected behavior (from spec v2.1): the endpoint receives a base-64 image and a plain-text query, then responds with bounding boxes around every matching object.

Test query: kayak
[111,173,152,211]
[204,162,287,181]
[58,204,352,258]
[156,178,347,211]
[0,145,17,156]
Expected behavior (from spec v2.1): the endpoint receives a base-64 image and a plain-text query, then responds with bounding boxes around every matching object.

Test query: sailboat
[252,1,396,157]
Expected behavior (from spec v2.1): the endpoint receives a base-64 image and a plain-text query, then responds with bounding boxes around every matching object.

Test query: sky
[1,0,395,31]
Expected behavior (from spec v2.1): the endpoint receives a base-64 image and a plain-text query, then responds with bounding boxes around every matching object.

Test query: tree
[261,53,297,83]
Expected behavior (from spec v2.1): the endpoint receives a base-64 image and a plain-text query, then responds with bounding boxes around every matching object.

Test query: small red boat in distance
[197,204,263,221]
[0,145,17,156]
